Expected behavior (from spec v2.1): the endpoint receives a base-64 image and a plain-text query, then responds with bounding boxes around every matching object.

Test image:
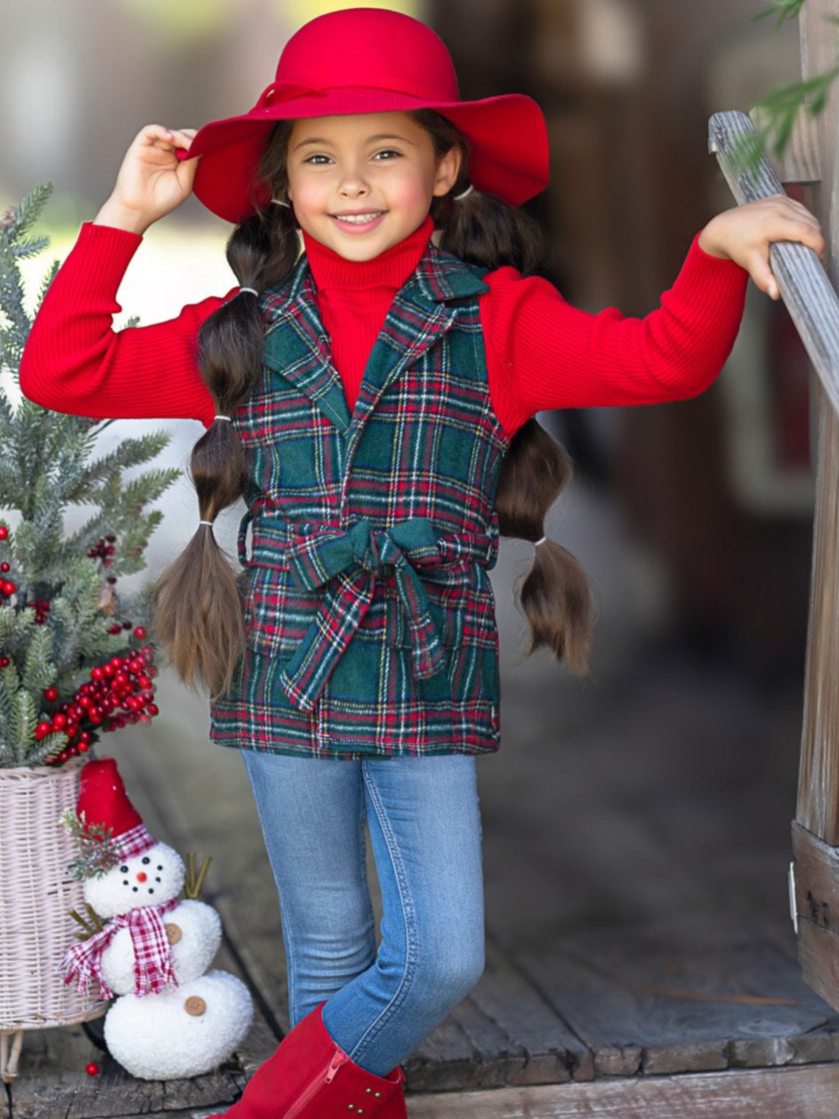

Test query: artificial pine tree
[0,184,179,768]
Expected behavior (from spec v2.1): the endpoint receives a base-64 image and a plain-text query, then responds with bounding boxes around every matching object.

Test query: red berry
[0,525,9,541]
[3,582,15,596]
[0,563,9,574]
[147,703,159,717]
[44,687,58,702]
[133,626,147,640]
[78,741,90,752]
[0,656,9,669]
[105,535,116,543]
[52,713,67,730]
[85,1061,99,1076]
[108,624,121,635]
[34,721,52,741]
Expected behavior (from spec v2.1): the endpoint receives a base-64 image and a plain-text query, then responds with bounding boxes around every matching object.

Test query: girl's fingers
[747,251,780,300]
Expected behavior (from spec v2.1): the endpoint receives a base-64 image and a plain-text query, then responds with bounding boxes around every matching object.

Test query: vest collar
[265,235,489,321]
[258,239,489,446]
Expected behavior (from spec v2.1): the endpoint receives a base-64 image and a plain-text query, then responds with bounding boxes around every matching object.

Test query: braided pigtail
[154,122,298,699]
[413,109,594,675]
[493,420,593,673]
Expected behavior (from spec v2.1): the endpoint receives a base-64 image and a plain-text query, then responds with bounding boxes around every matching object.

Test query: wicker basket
[0,756,108,1082]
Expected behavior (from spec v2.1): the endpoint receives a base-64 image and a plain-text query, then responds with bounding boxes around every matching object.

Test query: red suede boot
[196,1000,408,1119]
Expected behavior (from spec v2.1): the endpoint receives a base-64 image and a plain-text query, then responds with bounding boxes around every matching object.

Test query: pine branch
[60,808,122,881]
[1,183,178,765]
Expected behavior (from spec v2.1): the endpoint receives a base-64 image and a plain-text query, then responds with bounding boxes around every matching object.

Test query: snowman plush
[60,756,253,1080]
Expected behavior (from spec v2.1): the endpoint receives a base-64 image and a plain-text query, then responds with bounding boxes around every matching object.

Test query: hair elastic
[534,536,547,547]
[271,197,291,208]
[238,286,259,296]
[198,520,214,527]
[453,184,474,201]
[213,415,232,422]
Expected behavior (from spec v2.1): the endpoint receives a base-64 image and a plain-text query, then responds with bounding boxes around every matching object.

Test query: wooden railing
[709,111,839,414]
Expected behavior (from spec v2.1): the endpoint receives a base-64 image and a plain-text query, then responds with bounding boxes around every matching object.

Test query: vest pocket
[243,563,326,660]
[389,568,497,652]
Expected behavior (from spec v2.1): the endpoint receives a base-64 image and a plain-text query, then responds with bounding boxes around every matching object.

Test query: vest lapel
[259,242,489,443]
[261,260,352,433]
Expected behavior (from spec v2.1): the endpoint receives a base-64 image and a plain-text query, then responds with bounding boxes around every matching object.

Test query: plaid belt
[242,515,486,714]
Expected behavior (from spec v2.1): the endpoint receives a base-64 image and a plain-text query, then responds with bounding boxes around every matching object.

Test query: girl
[20,8,824,1119]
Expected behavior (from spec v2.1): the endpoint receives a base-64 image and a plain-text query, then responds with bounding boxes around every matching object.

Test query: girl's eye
[303,154,332,165]
[374,149,402,161]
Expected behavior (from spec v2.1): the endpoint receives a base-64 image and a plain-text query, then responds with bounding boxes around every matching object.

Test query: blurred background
[0,0,818,955]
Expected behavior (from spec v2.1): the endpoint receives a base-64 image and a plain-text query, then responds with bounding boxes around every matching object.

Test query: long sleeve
[18,221,235,428]
[482,233,749,439]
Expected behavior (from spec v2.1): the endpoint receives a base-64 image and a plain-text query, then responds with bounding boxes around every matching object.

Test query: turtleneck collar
[302,215,434,294]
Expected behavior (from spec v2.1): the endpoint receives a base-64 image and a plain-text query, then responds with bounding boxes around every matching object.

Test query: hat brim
[179,90,548,223]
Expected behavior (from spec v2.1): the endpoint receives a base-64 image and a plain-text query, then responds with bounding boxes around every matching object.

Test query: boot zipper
[283,1048,349,1119]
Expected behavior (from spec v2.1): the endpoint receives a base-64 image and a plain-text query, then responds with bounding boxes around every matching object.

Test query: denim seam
[242,750,300,1026]
[348,762,420,1061]
[276,875,300,1027]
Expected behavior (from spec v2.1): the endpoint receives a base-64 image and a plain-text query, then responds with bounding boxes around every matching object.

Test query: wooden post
[708,0,839,1013]
[791,0,839,1011]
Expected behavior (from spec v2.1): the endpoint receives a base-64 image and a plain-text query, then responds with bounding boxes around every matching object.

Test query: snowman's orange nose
[136,872,148,883]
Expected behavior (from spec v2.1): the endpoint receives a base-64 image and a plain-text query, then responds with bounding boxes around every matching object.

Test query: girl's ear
[432,145,462,198]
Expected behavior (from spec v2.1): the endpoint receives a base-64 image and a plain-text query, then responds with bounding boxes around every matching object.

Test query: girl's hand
[698,194,825,300]
[93,124,200,235]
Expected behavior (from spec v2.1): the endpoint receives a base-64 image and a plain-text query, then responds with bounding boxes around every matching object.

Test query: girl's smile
[286,111,460,261]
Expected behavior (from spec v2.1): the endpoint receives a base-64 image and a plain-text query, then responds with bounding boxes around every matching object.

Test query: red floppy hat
[176,7,549,224]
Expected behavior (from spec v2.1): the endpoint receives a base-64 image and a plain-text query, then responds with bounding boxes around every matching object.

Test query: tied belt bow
[273,516,462,713]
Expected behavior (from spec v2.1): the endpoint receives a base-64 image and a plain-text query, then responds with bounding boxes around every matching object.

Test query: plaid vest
[210,240,513,760]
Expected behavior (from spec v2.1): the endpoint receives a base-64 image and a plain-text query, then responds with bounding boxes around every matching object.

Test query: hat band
[112,823,157,861]
[256,80,461,113]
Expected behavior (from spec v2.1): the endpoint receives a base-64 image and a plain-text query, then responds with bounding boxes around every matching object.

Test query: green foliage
[59,808,121,881]
[753,0,808,28]
[0,184,179,767]
[726,1,838,175]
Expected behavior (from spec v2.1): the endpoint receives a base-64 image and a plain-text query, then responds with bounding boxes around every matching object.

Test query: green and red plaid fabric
[210,242,512,760]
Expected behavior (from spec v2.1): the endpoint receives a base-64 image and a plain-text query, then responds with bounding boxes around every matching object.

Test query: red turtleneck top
[19,214,748,440]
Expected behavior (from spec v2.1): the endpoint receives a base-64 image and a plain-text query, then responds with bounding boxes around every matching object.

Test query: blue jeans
[240,750,486,1077]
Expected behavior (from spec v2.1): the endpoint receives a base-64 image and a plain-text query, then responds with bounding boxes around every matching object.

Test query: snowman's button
[165,922,182,945]
[185,996,207,1016]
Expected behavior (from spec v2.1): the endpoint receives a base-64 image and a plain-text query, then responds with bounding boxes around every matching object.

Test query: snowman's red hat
[77,757,156,860]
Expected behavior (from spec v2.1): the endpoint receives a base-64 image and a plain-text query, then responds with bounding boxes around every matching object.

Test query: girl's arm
[19,220,229,425]
[19,124,224,426]
[484,194,824,437]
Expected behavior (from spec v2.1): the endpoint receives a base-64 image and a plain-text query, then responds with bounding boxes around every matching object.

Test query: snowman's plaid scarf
[60,895,180,1000]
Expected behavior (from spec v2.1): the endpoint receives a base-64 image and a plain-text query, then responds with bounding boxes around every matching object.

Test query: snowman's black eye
[120,866,129,873]
[123,880,129,886]
[142,856,150,864]
[132,886,138,892]
[157,865,163,871]
[155,878,161,883]
[149,889,154,894]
